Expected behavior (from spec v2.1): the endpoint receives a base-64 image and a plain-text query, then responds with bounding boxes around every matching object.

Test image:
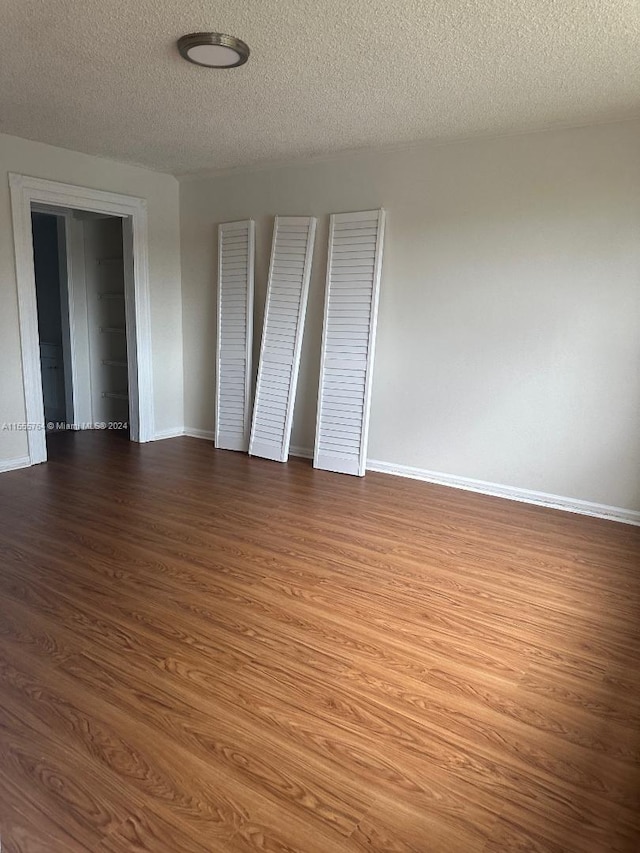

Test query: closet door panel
[249,216,316,463]
[215,219,255,452]
[314,209,386,476]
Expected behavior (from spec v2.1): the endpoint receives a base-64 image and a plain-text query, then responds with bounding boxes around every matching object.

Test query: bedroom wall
[0,131,183,467]
[180,119,640,514]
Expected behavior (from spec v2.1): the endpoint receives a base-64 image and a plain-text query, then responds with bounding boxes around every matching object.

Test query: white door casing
[65,214,93,427]
[9,174,154,465]
[29,205,94,429]
[215,220,255,452]
[249,216,317,463]
[54,214,74,424]
[314,209,386,476]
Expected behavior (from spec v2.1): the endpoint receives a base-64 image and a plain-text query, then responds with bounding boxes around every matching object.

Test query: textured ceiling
[1,0,639,175]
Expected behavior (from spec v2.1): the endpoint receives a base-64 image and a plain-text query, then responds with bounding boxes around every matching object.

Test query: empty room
[1,1,639,851]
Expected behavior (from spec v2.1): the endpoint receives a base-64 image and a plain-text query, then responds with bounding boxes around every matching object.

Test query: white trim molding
[153,427,185,441]
[152,434,640,525]
[184,427,215,441]
[289,445,313,460]
[185,432,313,458]
[282,445,640,525]
[367,459,640,527]
[0,456,32,474]
[184,435,315,460]
[9,173,155,467]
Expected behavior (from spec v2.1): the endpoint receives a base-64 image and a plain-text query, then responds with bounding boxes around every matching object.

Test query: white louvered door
[215,219,255,452]
[314,209,386,476]
[249,216,317,462]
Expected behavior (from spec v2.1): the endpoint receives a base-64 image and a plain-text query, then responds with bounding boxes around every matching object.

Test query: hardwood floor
[0,431,639,852]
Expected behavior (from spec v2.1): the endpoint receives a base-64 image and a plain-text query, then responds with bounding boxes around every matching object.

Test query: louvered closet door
[215,219,255,452]
[249,216,317,462]
[314,209,386,476]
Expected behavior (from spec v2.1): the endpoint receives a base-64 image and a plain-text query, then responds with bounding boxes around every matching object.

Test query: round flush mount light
[177,32,250,68]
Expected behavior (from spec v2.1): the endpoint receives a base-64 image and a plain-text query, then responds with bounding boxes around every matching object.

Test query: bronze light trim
[177,32,250,69]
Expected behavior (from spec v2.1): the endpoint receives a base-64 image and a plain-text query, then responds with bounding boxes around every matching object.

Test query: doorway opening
[32,212,70,428]
[32,210,131,446]
[10,174,155,467]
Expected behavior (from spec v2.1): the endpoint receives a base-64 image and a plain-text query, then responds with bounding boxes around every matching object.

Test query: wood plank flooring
[0,431,639,852]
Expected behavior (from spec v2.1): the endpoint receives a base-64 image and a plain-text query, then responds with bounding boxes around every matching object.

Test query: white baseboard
[0,455,32,474]
[154,427,216,442]
[289,445,313,460]
[183,433,312,457]
[184,427,215,441]
[367,459,640,527]
[184,434,313,458]
[152,427,185,441]
[154,434,640,527]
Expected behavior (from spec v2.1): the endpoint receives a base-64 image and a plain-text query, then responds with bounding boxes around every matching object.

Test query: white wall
[180,120,640,513]
[0,132,183,465]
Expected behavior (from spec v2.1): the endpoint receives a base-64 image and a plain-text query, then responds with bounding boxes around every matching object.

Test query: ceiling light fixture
[177,32,250,69]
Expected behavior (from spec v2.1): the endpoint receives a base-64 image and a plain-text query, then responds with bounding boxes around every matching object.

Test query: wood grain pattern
[0,431,639,852]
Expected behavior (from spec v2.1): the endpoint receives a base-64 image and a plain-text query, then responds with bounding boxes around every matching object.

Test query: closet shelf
[100,326,126,335]
[102,359,128,368]
[97,257,124,265]
[98,292,125,300]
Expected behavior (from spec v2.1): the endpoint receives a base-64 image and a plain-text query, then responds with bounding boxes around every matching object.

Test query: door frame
[9,174,155,464]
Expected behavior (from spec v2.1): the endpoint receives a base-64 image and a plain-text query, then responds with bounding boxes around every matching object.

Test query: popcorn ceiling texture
[1,0,639,175]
